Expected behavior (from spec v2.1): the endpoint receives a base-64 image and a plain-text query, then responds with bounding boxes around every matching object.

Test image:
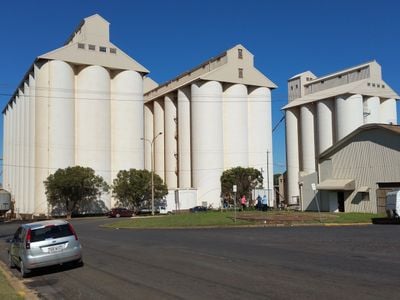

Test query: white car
[8,220,83,277]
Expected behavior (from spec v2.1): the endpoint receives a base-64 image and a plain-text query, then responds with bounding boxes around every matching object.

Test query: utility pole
[141,132,163,216]
[266,150,270,208]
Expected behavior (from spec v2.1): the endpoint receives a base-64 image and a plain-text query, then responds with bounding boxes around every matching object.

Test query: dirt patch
[236,211,338,225]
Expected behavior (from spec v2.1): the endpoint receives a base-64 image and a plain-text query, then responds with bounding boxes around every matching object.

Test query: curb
[0,260,39,300]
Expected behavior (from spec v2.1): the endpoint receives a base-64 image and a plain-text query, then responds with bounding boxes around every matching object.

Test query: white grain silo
[191,80,224,207]
[223,83,248,168]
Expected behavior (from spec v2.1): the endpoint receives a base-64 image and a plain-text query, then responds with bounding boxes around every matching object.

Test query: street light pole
[141,132,163,216]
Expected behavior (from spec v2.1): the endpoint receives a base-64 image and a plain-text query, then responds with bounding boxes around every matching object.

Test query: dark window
[88,44,96,51]
[78,43,85,49]
[238,49,243,59]
[31,224,74,242]
[110,48,117,54]
[99,46,107,53]
[238,68,243,78]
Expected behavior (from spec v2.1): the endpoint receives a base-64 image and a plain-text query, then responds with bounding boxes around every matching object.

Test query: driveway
[1,218,400,299]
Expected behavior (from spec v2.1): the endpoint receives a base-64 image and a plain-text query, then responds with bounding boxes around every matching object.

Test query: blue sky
[1,0,399,175]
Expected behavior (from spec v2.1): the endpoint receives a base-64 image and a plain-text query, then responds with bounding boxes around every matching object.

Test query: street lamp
[141,131,163,216]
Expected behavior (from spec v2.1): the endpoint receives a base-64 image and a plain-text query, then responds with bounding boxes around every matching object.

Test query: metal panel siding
[329,129,400,213]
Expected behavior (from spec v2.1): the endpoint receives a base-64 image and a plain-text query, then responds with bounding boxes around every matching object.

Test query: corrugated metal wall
[328,128,400,213]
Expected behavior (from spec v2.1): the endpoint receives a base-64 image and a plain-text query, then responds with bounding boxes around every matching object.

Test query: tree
[220,167,263,205]
[44,166,109,218]
[112,169,168,209]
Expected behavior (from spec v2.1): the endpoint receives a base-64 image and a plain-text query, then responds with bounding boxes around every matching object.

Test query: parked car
[107,208,135,218]
[189,206,208,213]
[8,220,82,278]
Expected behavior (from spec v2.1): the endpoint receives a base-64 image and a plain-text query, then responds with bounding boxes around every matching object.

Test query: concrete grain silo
[2,14,149,217]
[145,45,276,209]
[284,61,399,212]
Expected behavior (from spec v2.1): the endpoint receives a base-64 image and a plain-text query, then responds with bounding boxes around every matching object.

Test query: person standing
[262,195,268,211]
[256,195,262,210]
[241,195,247,211]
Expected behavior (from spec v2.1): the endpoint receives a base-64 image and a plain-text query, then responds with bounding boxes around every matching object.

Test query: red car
[107,208,135,218]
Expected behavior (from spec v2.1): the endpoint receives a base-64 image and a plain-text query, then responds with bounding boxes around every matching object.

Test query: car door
[10,227,23,262]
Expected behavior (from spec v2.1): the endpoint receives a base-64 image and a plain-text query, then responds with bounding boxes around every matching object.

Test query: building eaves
[282,79,399,110]
[305,60,377,85]
[144,44,277,102]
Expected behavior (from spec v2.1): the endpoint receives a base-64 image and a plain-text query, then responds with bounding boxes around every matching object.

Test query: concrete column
[144,103,154,171]
[164,94,178,188]
[300,104,316,173]
[35,62,50,215]
[223,84,248,168]
[285,108,300,205]
[335,94,363,141]
[191,81,223,208]
[28,74,36,214]
[177,87,191,188]
[317,99,333,154]
[154,99,165,181]
[364,96,380,124]
[380,98,397,124]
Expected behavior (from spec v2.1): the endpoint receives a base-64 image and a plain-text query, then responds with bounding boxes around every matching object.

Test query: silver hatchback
[8,220,83,277]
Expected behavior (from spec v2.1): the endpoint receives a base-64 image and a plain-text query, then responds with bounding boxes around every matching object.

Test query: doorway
[338,192,345,212]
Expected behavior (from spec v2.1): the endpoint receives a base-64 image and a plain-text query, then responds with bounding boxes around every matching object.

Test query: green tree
[112,169,168,209]
[44,166,109,218]
[220,167,263,204]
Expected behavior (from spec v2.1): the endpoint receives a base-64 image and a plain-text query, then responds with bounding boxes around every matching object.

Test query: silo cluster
[284,61,398,205]
[3,60,144,215]
[145,79,273,208]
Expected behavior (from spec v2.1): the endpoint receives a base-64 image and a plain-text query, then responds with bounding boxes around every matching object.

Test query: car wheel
[116,213,120,218]
[20,260,30,278]
[8,252,15,269]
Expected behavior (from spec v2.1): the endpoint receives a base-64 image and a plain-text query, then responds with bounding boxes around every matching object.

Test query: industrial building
[2,14,276,217]
[283,61,399,212]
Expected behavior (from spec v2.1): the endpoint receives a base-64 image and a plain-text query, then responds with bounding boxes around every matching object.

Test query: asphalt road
[1,218,400,300]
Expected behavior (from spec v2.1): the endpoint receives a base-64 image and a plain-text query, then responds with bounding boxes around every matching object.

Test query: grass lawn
[0,269,23,300]
[104,210,384,229]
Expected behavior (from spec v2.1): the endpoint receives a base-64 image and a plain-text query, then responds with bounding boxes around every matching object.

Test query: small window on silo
[110,48,117,54]
[88,44,96,51]
[78,43,85,49]
[238,49,243,59]
[238,68,243,78]
[99,46,107,53]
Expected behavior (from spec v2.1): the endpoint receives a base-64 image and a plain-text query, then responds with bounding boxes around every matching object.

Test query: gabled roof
[144,44,276,102]
[283,78,399,109]
[39,14,148,74]
[319,124,400,160]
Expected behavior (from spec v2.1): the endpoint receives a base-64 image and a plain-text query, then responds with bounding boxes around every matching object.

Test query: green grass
[105,211,254,228]
[0,269,23,300]
[331,212,386,223]
[104,210,385,229]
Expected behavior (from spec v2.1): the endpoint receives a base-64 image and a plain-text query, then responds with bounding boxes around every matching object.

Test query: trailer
[0,190,11,215]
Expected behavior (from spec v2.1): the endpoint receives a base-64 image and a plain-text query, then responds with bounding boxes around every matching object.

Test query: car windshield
[31,224,73,242]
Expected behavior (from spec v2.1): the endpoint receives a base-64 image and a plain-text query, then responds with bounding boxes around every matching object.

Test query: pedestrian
[256,195,262,211]
[241,195,247,211]
[262,195,268,211]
